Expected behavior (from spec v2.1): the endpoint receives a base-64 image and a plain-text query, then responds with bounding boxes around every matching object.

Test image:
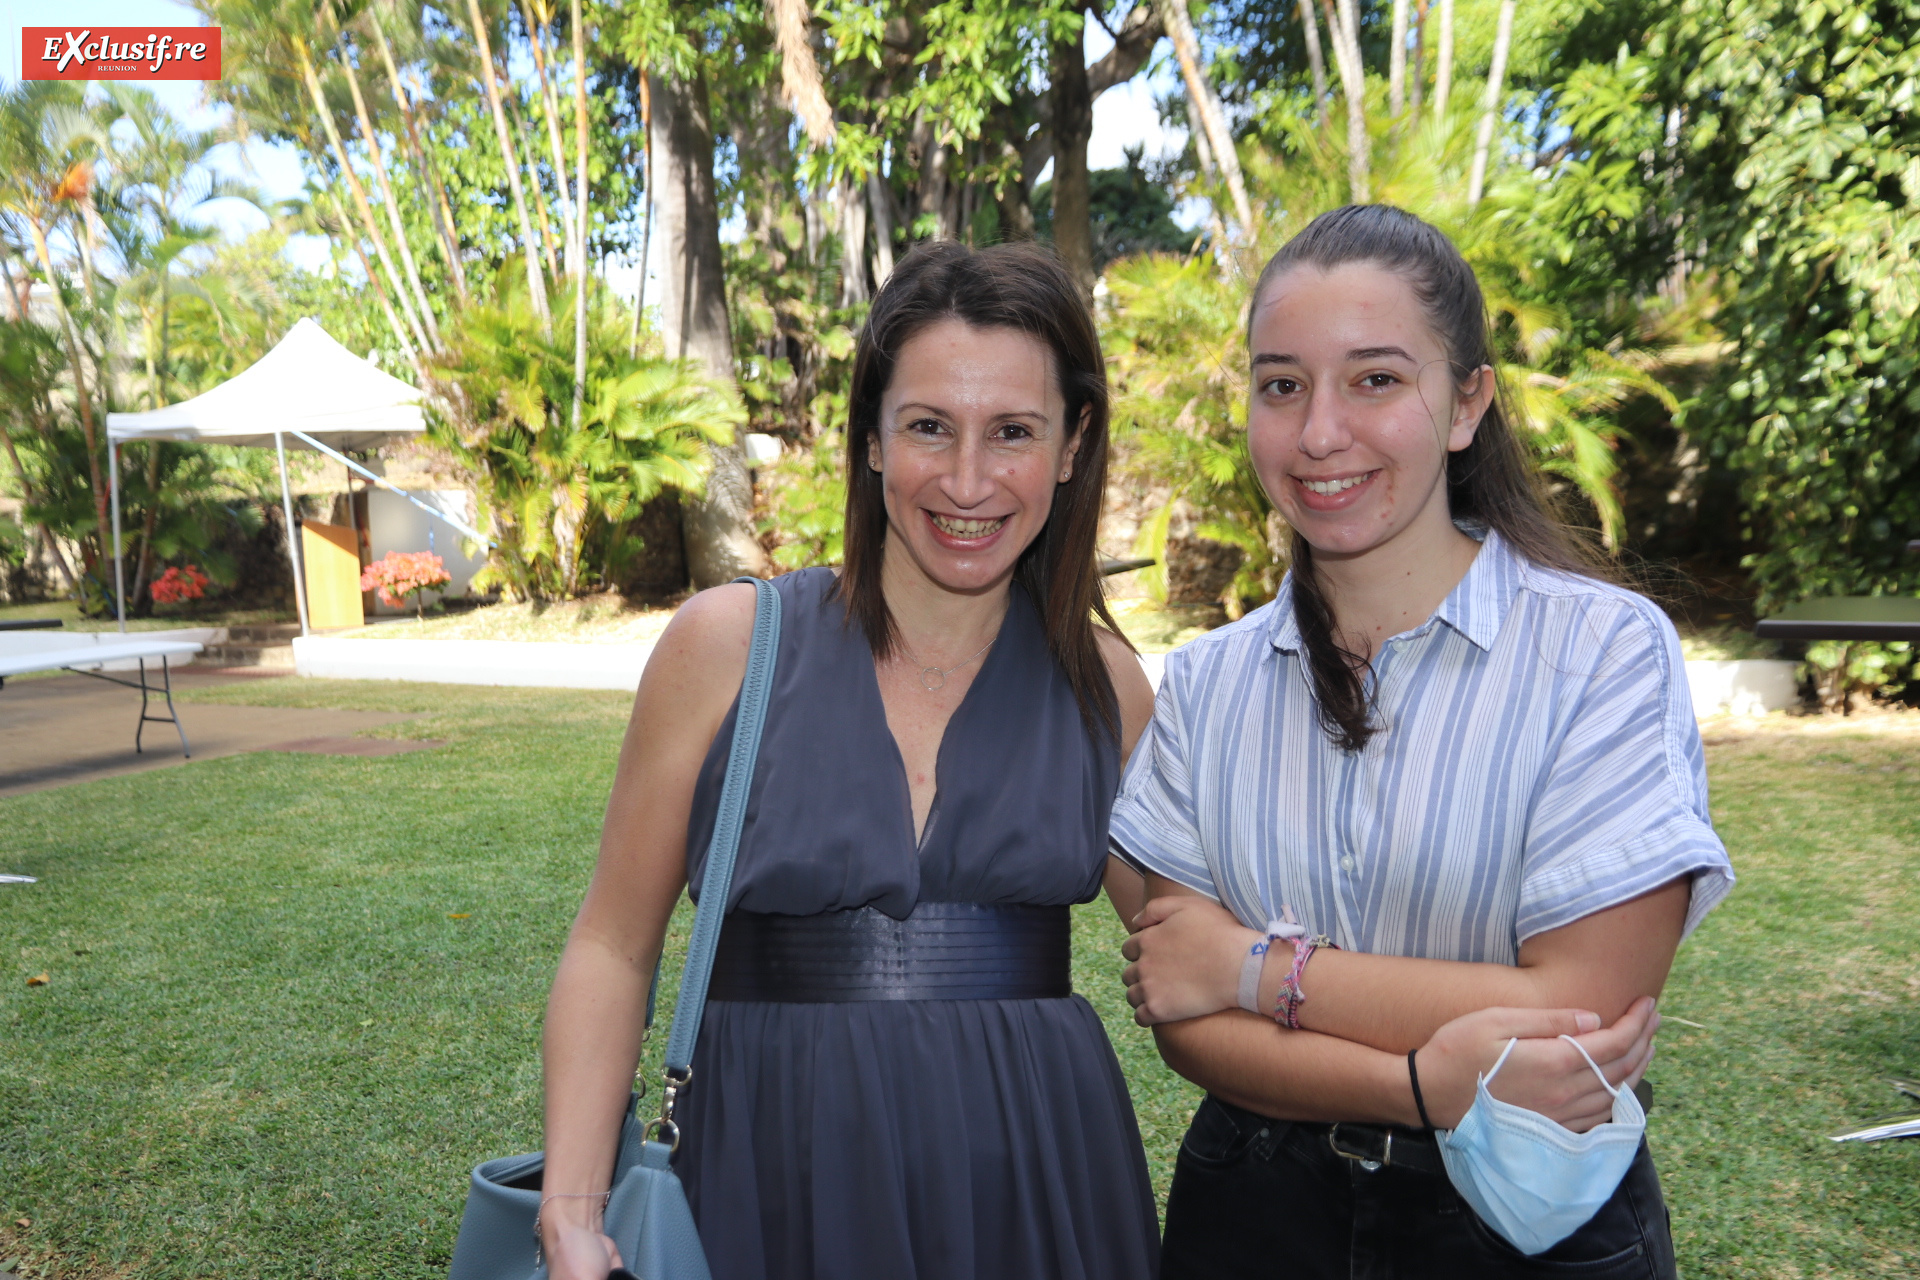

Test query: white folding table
[0,640,204,756]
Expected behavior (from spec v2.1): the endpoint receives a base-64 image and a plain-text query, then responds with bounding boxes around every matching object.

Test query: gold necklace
[901,636,995,692]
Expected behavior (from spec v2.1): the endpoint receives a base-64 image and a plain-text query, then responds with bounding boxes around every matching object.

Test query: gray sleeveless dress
[677,567,1159,1280]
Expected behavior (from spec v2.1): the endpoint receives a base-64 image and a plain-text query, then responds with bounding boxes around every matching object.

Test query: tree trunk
[1388,0,1409,119]
[570,0,589,431]
[368,16,469,303]
[335,36,442,345]
[25,219,109,559]
[838,170,870,305]
[1433,0,1455,122]
[652,68,768,585]
[1049,10,1095,294]
[1322,0,1370,202]
[1297,0,1328,117]
[867,169,897,285]
[509,93,564,284]
[1466,0,1514,206]
[466,0,551,328]
[295,40,433,354]
[1164,0,1256,235]
[521,0,581,275]
[1410,0,1427,118]
[326,187,421,366]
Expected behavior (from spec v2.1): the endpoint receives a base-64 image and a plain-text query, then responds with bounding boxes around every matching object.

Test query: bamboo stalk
[294,37,433,353]
[365,11,470,303]
[465,0,552,327]
[569,0,589,431]
[518,0,580,274]
[1163,0,1256,236]
[1466,0,1515,206]
[1433,0,1455,122]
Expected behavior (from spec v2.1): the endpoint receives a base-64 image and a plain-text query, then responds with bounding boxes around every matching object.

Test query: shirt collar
[1268,526,1520,655]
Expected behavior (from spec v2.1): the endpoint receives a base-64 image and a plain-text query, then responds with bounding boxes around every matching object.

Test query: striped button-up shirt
[1110,531,1734,964]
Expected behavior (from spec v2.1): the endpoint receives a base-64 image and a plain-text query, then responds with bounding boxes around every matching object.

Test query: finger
[1469,1005,1603,1041]
[1574,997,1656,1069]
[1623,1042,1656,1091]
[1125,982,1145,1008]
[1120,935,1139,962]
[1120,962,1141,987]
[1134,896,1181,928]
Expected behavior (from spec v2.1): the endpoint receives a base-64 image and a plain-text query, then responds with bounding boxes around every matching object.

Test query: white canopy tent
[105,318,488,635]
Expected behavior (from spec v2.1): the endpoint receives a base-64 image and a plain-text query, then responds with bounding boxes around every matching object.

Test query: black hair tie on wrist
[1408,1048,1435,1131]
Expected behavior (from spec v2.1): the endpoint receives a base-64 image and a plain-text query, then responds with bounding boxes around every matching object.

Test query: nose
[939,430,997,508]
[1297,382,1352,460]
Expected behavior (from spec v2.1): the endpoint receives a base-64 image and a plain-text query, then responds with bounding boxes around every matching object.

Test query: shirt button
[1339,855,1356,873]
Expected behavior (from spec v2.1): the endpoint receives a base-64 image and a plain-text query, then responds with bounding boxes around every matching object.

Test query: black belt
[1324,1122,1447,1176]
[706,902,1072,1002]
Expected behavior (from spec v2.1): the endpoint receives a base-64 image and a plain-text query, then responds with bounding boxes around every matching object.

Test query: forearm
[1273,951,1550,1056]
[1154,1010,1422,1127]
[540,929,656,1226]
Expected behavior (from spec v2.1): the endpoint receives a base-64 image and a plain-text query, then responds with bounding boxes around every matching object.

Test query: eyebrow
[1251,346,1417,368]
[891,401,1050,422]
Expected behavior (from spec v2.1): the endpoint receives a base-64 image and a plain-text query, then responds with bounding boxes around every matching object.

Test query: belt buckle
[1328,1122,1390,1172]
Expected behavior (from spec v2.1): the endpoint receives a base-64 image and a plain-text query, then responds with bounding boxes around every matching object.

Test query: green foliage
[429,270,740,600]
[1649,0,1920,608]
[1803,639,1913,714]
[759,430,848,571]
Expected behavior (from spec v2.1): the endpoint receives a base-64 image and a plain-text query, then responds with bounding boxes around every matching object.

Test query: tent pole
[276,431,311,636]
[109,439,126,633]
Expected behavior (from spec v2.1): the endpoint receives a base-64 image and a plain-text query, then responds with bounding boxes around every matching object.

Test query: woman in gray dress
[537,242,1161,1280]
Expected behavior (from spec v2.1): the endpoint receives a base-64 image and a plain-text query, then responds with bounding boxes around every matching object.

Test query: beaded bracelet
[1237,918,1307,1013]
[1272,932,1337,1029]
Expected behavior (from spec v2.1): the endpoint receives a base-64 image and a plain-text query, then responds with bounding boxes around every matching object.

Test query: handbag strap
[647,576,780,1147]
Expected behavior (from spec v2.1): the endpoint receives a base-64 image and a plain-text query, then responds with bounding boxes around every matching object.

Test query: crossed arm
[1121,873,1689,1129]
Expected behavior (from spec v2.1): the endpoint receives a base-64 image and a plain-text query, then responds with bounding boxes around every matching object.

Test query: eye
[994,421,1036,441]
[1360,372,1401,389]
[1262,375,1303,397]
[904,417,947,436]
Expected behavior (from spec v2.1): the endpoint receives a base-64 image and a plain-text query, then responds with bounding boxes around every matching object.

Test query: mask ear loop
[1557,1034,1621,1097]
[1481,1037,1522,1085]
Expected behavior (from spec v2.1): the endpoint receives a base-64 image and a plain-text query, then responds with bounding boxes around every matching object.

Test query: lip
[923,509,1012,551]
[1290,470,1379,513]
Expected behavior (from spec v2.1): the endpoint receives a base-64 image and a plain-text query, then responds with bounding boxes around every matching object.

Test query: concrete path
[0,668,426,797]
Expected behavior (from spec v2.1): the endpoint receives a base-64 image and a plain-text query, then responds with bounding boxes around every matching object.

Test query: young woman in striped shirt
[1115,205,1733,1277]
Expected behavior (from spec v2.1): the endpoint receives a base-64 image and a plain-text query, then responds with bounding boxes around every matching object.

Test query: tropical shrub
[149,564,209,605]
[429,271,742,601]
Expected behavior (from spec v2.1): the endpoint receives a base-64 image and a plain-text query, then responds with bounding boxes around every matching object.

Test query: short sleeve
[1518,599,1735,943]
[1108,654,1221,901]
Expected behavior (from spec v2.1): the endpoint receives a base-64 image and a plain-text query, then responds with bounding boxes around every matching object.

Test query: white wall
[365,488,489,610]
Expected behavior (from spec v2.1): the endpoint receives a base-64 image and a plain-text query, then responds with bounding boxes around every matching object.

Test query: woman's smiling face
[871,319,1082,594]
[1246,262,1493,562]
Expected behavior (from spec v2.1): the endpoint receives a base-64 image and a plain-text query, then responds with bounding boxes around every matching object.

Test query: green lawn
[1,682,1914,1278]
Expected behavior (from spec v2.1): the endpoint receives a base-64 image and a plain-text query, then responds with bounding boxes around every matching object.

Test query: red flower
[151,565,209,605]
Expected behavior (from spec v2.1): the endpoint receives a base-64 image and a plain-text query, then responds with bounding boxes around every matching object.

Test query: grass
[1,682,1915,1278]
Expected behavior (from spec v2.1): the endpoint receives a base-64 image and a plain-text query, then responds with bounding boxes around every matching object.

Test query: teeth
[932,514,1007,538]
[1301,474,1372,496]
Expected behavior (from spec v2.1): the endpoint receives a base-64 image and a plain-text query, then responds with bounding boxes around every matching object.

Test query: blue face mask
[1437,1035,1646,1256]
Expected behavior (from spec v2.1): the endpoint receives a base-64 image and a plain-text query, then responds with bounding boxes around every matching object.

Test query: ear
[1448,365,1496,452]
[1058,404,1092,483]
[867,430,883,473]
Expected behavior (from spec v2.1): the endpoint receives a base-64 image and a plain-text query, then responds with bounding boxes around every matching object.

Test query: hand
[1414,998,1659,1133]
[1121,896,1263,1026]
[544,1222,624,1280]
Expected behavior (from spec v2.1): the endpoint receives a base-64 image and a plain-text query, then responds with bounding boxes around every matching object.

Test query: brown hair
[839,240,1126,738]
[1250,204,1603,752]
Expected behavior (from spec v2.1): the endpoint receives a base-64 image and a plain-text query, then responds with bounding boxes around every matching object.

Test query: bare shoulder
[1096,626,1156,762]
[636,582,758,716]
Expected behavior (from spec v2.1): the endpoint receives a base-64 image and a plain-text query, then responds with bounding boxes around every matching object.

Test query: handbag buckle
[644,1065,692,1152]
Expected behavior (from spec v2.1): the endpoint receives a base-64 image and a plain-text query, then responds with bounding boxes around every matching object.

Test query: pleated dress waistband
[705,901,1072,1002]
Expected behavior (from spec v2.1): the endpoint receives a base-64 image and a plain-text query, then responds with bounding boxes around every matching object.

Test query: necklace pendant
[919,667,946,693]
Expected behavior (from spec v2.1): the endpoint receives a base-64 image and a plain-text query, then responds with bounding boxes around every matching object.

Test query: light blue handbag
[448,577,781,1280]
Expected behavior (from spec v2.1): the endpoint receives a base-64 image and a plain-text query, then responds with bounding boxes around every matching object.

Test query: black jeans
[1162,1096,1678,1280]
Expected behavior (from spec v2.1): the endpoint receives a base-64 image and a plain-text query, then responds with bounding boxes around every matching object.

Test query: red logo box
[22,27,222,81]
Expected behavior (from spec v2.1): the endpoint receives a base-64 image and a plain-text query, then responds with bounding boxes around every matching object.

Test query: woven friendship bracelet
[1272,933,1337,1029]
